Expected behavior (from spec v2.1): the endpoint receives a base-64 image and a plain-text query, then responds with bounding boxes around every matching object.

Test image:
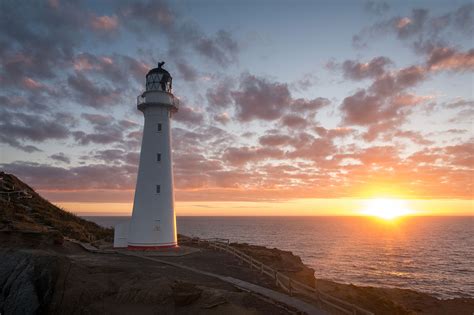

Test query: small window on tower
[156,185,161,194]
[157,153,161,162]
[157,123,162,132]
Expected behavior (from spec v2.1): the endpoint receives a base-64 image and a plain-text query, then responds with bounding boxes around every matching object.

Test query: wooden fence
[194,238,374,315]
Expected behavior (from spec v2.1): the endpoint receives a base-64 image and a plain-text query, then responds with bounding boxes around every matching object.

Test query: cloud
[92,149,127,163]
[82,113,114,125]
[0,1,86,85]
[176,60,198,81]
[280,114,308,129]
[340,60,430,142]
[174,106,204,125]
[349,145,400,166]
[368,65,426,97]
[72,113,137,146]
[342,57,392,80]
[231,74,291,121]
[364,1,390,15]
[120,1,239,67]
[426,46,474,72]
[341,90,383,125]
[291,97,331,113]
[395,9,429,39]
[259,134,292,146]
[119,0,175,33]
[444,141,474,168]
[353,4,473,51]
[67,72,121,108]
[408,141,474,168]
[206,78,234,108]
[223,146,285,166]
[0,109,71,151]
[1,161,136,190]
[72,52,149,87]
[453,3,474,35]
[314,127,355,139]
[220,74,331,125]
[193,30,239,67]
[50,153,71,164]
[445,98,474,109]
[286,134,336,163]
[73,131,122,146]
[213,113,231,125]
[90,15,119,32]
[22,77,44,90]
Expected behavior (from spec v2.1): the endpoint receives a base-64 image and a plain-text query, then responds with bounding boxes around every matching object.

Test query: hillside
[0,172,112,242]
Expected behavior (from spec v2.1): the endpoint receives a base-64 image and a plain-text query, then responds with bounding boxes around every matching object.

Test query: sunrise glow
[0,1,472,217]
[361,198,413,220]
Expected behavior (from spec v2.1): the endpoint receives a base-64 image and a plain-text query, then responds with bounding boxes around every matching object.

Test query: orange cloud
[90,15,118,31]
[427,47,474,71]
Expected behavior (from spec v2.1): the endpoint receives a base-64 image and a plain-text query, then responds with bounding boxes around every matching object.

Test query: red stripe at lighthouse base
[127,244,179,251]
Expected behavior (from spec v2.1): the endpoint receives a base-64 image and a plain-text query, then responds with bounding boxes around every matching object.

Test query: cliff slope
[0,172,112,242]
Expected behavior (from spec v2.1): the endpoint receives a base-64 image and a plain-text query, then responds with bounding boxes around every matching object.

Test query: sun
[362,198,412,220]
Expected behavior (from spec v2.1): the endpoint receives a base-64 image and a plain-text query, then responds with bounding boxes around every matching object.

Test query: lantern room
[146,61,172,93]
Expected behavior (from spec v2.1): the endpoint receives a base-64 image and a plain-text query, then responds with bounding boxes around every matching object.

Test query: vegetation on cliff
[0,172,112,242]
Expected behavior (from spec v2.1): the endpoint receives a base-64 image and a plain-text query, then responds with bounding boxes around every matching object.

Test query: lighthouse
[126,61,179,250]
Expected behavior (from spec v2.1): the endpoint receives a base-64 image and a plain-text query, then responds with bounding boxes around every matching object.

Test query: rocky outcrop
[232,243,316,286]
[230,242,474,315]
[0,249,60,315]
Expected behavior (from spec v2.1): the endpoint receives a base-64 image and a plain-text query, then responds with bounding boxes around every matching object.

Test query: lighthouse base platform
[114,245,200,257]
[127,244,178,251]
[114,221,180,253]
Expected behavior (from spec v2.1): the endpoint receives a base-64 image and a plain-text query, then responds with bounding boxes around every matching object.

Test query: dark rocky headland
[1,172,473,314]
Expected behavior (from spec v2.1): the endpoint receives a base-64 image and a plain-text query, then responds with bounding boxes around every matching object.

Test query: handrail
[197,238,374,315]
[136,91,180,110]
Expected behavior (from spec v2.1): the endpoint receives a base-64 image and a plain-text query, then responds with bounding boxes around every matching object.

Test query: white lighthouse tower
[127,61,179,250]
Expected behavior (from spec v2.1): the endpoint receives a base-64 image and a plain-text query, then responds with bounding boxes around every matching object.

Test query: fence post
[275,271,278,286]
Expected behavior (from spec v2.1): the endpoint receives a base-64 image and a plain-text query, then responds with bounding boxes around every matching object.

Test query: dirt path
[122,250,326,315]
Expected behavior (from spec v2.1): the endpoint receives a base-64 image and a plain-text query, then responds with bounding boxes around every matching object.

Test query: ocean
[84,216,473,299]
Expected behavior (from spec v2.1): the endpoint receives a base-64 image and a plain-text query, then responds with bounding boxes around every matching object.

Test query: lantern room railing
[137,93,179,112]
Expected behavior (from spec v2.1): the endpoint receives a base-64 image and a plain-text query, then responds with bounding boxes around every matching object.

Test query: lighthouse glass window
[157,123,162,132]
[156,185,161,194]
[146,73,162,91]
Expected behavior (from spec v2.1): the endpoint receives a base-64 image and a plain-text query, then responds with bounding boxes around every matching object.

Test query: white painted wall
[127,90,178,248]
[113,221,129,248]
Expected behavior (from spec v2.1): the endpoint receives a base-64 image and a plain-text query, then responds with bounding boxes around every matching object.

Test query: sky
[0,0,472,216]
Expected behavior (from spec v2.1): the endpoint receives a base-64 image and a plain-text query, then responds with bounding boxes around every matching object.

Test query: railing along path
[193,237,374,315]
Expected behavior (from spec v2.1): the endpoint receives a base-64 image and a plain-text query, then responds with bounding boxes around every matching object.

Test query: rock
[0,249,59,315]
[171,281,202,306]
[116,276,173,304]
